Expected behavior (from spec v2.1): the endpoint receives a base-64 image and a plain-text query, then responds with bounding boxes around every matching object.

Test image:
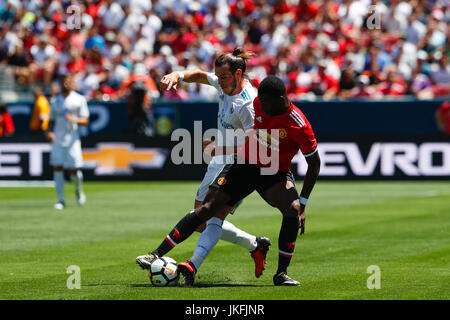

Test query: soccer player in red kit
[136,76,321,286]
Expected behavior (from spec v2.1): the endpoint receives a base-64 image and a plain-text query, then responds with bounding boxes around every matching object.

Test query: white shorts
[195,155,234,202]
[50,139,83,169]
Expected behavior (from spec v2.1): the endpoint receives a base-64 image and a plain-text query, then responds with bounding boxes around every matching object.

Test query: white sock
[71,170,83,194]
[54,171,65,203]
[190,217,223,271]
[220,220,257,252]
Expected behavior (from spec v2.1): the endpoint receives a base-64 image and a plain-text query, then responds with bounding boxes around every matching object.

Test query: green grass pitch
[0,181,449,300]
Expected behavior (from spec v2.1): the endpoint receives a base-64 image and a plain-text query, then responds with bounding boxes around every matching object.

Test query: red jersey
[239,98,317,173]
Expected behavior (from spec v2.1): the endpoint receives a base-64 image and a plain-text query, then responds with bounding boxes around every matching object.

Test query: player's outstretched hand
[299,210,306,236]
[160,73,179,92]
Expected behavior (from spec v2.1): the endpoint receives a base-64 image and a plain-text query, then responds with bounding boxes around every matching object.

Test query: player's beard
[62,86,70,96]
[228,74,238,95]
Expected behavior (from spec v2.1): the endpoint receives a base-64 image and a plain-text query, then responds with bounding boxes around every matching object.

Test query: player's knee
[195,222,206,233]
[196,203,214,222]
[284,200,301,218]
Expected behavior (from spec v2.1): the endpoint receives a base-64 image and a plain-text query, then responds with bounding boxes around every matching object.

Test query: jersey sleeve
[79,95,90,118]
[236,100,255,131]
[206,73,223,94]
[295,122,318,157]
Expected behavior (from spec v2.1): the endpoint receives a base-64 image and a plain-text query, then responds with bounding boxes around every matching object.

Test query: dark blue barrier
[298,99,446,134]
[6,99,447,136]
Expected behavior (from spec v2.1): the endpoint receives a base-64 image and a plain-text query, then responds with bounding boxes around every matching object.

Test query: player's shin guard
[152,210,203,257]
[54,170,65,203]
[277,215,300,274]
[220,220,257,251]
[71,170,83,194]
[190,217,223,271]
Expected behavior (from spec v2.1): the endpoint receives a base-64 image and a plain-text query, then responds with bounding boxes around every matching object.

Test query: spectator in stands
[338,64,357,97]
[431,53,450,85]
[0,103,15,137]
[435,101,450,135]
[411,51,434,99]
[0,0,448,103]
[7,41,30,86]
[0,1,15,25]
[378,66,407,97]
[29,34,56,88]
[314,59,339,100]
[29,86,50,135]
[351,75,373,98]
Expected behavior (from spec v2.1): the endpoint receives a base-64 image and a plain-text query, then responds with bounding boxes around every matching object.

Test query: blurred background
[0,0,448,181]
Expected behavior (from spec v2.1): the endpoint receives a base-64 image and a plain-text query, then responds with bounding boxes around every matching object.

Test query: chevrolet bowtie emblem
[83,143,167,175]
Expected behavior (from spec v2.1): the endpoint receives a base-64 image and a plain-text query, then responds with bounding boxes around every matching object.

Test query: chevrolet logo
[82,143,167,175]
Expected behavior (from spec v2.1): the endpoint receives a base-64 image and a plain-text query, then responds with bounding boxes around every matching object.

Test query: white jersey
[195,74,256,201]
[50,91,90,146]
[206,73,256,147]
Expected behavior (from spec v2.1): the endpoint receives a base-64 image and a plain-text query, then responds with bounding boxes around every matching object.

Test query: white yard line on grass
[0,180,54,188]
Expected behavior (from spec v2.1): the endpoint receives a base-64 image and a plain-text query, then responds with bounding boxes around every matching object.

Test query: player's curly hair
[258,75,287,98]
[215,47,256,74]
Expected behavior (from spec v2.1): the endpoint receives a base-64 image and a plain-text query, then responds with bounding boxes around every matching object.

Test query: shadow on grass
[83,282,272,288]
[126,283,272,288]
[192,283,272,288]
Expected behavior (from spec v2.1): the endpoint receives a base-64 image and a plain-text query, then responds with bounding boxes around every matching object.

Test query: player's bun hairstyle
[215,47,256,74]
[258,75,287,98]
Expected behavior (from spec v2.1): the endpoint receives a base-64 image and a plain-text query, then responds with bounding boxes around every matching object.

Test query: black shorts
[209,160,296,207]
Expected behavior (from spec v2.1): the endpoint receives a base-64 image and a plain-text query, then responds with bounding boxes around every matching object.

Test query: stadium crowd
[0,0,449,103]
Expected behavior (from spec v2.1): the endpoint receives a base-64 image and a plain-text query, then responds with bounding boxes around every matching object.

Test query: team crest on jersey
[256,116,262,122]
[279,128,287,139]
[217,177,227,185]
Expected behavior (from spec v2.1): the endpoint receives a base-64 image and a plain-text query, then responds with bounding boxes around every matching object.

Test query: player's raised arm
[160,69,210,92]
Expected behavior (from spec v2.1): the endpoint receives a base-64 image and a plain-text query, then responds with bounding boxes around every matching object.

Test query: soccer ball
[148,256,179,287]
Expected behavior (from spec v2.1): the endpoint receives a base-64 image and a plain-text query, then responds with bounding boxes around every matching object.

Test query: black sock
[152,210,203,257]
[277,215,300,274]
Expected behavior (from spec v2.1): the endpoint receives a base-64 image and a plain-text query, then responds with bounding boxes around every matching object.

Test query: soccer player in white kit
[46,74,90,210]
[137,48,271,279]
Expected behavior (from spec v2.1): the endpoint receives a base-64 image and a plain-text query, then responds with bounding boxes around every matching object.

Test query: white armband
[177,71,184,82]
